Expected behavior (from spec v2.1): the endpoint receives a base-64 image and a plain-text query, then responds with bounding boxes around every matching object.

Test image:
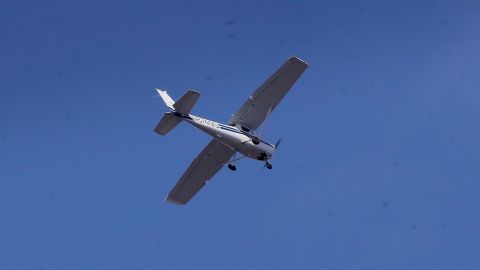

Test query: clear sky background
[1,1,480,269]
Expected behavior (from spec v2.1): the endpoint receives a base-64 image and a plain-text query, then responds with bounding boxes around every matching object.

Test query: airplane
[154,56,308,205]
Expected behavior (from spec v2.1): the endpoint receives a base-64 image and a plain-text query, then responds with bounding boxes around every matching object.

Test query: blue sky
[1,0,480,269]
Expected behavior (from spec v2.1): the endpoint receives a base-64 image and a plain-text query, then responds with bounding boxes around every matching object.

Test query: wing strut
[257,107,272,140]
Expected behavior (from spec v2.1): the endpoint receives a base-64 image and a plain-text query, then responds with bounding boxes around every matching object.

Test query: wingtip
[289,56,309,66]
[165,194,187,205]
[187,89,201,95]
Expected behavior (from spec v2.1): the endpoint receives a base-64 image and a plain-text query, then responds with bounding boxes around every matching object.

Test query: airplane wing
[166,139,235,205]
[229,56,308,130]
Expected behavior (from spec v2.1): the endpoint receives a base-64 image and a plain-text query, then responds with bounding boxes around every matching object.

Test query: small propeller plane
[154,56,308,204]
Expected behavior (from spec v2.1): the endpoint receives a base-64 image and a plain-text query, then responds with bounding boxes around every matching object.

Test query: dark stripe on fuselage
[173,112,192,120]
[220,126,240,133]
[219,125,274,147]
[218,124,248,135]
[177,114,274,147]
[220,125,245,135]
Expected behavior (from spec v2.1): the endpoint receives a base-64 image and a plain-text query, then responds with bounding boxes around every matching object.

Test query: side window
[241,126,250,132]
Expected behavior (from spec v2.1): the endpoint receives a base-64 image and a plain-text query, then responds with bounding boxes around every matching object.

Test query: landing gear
[265,162,273,170]
[227,163,237,171]
[252,137,260,145]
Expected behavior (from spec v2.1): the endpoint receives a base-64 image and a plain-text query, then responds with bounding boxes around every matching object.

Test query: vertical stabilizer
[156,89,175,110]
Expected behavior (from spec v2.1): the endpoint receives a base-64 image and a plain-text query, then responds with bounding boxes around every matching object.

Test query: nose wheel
[265,162,272,170]
[227,163,237,171]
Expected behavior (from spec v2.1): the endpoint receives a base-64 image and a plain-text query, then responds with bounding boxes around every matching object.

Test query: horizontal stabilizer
[154,112,182,135]
[173,90,200,115]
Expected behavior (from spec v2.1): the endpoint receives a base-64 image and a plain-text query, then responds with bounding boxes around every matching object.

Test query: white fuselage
[180,114,275,161]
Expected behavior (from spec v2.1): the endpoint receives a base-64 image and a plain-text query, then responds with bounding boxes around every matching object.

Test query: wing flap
[166,139,235,205]
[229,56,308,130]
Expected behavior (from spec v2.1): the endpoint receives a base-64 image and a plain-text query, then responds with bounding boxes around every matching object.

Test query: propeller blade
[275,138,282,148]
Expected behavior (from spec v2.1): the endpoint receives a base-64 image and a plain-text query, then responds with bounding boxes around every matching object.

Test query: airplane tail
[154,89,200,135]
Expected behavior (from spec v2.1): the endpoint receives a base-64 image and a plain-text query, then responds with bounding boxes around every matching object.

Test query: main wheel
[252,137,260,145]
[265,162,272,170]
[228,164,237,171]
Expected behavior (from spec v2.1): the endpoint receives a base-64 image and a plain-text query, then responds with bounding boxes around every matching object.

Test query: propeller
[263,138,281,170]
